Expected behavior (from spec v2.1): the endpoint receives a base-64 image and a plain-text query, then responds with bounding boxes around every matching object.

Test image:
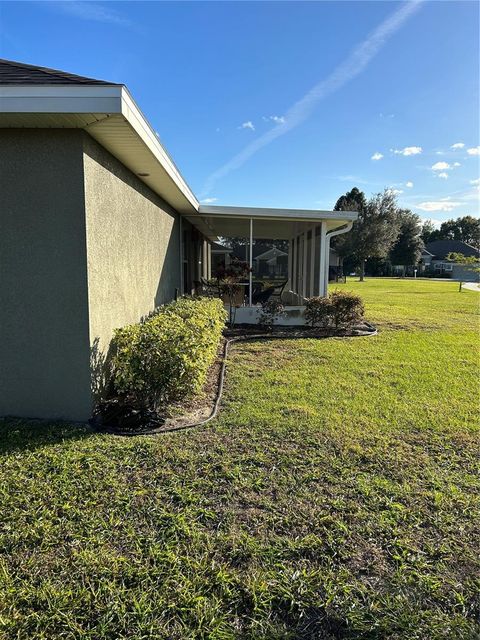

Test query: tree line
[333,187,479,280]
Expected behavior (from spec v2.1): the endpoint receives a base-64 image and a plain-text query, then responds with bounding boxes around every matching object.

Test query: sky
[1,1,479,224]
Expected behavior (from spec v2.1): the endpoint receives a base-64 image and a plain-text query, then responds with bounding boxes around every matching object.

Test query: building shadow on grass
[0,418,96,455]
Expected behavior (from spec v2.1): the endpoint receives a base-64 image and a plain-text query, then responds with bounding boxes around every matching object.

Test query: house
[0,58,357,421]
[420,240,479,281]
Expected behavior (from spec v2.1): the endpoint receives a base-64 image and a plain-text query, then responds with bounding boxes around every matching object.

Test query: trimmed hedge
[111,297,226,409]
[305,290,364,329]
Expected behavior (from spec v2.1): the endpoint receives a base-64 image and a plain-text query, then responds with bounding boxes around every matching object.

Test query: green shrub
[111,297,226,409]
[305,291,364,329]
[305,296,334,328]
[329,290,364,329]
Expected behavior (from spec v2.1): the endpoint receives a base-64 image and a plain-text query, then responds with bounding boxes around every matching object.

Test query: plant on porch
[213,257,252,325]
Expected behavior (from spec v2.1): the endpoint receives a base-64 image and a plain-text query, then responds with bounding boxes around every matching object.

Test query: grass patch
[0,279,479,639]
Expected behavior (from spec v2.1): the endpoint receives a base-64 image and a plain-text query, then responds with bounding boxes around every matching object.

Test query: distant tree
[333,188,400,281]
[389,210,424,275]
[332,187,367,274]
[421,219,440,244]
[438,216,480,248]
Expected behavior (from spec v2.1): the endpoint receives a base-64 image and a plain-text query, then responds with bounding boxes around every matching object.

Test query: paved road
[462,282,480,292]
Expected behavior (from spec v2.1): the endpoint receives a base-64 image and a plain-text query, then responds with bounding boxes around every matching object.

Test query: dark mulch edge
[93,322,377,437]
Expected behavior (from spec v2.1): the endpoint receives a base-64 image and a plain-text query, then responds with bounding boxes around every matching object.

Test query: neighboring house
[420,240,479,281]
[0,58,357,421]
[253,247,288,278]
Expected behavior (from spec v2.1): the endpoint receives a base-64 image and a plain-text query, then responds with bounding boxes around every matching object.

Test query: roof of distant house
[424,240,479,260]
[0,58,118,86]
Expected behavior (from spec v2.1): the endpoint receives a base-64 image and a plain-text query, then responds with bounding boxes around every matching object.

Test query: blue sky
[1,1,478,223]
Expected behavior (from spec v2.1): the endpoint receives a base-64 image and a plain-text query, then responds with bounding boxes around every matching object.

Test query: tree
[332,187,367,274]
[389,210,424,275]
[333,188,400,281]
[421,219,440,244]
[438,216,480,248]
[421,216,480,248]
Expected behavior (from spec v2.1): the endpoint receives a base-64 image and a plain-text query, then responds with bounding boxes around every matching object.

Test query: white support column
[318,221,327,297]
[179,215,183,295]
[248,218,253,306]
[292,237,297,294]
[323,234,332,296]
[309,225,316,298]
[207,243,212,280]
[302,231,308,299]
[288,238,293,290]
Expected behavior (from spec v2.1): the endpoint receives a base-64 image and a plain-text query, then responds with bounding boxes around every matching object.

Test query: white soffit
[0,84,199,214]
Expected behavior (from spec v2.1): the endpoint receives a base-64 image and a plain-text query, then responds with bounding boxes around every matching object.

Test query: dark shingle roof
[0,58,119,86]
[425,240,479,260]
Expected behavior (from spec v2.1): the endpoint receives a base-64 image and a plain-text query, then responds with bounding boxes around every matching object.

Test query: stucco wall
[0,129,92,420]
[82,133,181,395]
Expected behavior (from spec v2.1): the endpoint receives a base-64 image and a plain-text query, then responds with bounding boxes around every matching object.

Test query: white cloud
[389,188,403,195]
[453,162,461,167]
[416,199,461,212]
[52,1,131,26]
[467,146,480,156]
[371,152,383,160]
[405,181,414,188]
[239,121,255,131]
[263,115,286,125]
[470,178,480,185]
[437,172,449,179]
[451,142,465,149]
[200,197,218,204]
[201,0,423,196]
[431,161,450,171]
[436,151,444,155]
[393,146,422,156]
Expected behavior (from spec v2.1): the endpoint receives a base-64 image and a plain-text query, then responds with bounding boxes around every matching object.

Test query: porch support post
[292,237,297,295]
[309,224,316,298]
[179,215,183,295]
[288,238,293,290]
[318,221,327,296]
[248,218,253,306]
[323,234,332,296]
[302,231,308,299]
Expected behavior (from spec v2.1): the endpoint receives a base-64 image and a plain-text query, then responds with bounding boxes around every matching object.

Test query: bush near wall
[305,290,364,329]
[111,297,226,410]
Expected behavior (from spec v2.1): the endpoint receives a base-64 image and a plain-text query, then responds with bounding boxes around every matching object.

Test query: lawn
[0,279,479,639]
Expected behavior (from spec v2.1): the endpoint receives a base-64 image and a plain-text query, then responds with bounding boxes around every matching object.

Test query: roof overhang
[0,84,199,214]
[188,205,358,241]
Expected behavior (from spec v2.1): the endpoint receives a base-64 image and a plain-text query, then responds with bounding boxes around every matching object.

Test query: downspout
[323,221,354,295]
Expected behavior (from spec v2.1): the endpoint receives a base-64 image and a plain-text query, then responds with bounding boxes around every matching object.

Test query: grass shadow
[0,418,95,456]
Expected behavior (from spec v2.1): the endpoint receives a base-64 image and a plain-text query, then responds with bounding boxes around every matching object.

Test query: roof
[0,58,358,233]
[425,240,479,260]
[0,58,118,86]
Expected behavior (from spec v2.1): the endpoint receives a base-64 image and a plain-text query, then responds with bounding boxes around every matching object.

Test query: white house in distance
[0,58,357,421]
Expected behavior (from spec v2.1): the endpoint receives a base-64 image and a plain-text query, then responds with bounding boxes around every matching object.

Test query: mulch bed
[92,322,376,436]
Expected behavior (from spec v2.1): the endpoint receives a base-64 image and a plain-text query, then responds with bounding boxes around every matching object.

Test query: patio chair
[270,280,288,302]
[252,286,274,305]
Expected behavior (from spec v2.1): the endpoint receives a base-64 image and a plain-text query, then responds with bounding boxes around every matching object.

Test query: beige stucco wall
[0,129,92,420]
[82,133,181,399]
[0,129,182,422]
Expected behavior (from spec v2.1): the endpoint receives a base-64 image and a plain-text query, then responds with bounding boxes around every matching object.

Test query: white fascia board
[198,205,358,223]
[0,84,123,113]
[120,87,198,211]
[0,84,199,212]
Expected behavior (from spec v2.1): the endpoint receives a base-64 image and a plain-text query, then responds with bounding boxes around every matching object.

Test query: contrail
[201,0,423,197]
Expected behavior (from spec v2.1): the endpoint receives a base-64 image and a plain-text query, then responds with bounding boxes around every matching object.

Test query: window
[443,263,453,271]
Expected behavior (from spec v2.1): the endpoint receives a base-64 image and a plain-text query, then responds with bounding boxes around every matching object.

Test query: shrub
[259,299,285,329]
[111,297,226,410]
[329,290,364,329]
[305,296,334,328]
[305,291,364,329]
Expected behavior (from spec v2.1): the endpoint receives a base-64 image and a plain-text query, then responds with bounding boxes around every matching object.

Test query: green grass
[1,279,479,639]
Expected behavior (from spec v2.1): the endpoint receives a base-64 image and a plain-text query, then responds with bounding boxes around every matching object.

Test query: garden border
[93,322,377,437]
